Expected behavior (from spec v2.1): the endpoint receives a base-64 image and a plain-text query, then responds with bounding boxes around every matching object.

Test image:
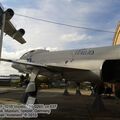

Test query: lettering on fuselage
[75,49,94,55]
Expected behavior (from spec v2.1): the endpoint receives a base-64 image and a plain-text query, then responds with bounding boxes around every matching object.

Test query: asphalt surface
[0,87,120,120]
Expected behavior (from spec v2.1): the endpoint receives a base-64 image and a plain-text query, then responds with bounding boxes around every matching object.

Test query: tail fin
[113,22,120,46]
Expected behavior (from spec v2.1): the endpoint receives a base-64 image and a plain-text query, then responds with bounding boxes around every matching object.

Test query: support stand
[75,82,81,95]
[91,94,105,112]
[63,80,69,95]
[91,82,106,112]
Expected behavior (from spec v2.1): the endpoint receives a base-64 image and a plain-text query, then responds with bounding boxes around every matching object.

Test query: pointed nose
[12,63,25,73]
[12,63,19,70]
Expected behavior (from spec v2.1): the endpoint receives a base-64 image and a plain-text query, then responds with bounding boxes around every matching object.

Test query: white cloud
[0,62,16,75]
[61,33,92,42]
[0,0,117,75]
[4,7,67,51]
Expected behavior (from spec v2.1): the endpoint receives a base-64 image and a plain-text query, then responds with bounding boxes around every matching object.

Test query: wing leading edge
[0,58,90,73]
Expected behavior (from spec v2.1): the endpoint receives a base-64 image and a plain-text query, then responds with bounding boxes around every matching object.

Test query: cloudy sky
[0,0,120,75]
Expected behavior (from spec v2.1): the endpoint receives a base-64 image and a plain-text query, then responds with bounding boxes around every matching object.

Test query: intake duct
[18,29,25,36]
[101,60,120,83]
[5,8,14,21]
[13,28,25,39]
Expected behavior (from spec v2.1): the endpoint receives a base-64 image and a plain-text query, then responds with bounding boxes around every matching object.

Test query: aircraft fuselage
[12,45,120,82]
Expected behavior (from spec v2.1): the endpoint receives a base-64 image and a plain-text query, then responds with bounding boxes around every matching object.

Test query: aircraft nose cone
[12,63,19,70]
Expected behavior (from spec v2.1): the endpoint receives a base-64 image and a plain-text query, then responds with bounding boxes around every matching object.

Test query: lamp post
[0,4,6,58]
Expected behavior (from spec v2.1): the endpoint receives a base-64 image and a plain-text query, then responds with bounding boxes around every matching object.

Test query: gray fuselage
[13,45,120,82]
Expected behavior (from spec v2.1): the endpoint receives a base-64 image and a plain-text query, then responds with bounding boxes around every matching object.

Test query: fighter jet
[0,4,120,104]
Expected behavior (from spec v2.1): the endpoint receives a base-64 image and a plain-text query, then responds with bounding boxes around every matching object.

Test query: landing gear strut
[76,82,81,95]
[22,69,39,104]
[91,82,105,112]
[63,80,69,95]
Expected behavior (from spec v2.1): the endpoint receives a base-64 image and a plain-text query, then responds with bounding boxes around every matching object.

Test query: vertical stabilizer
[113,22,120,46]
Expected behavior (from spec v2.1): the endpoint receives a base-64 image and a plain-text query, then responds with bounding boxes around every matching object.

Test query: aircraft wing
[0,58,46,68]
[0,58,90,72]
[4,21,26,44]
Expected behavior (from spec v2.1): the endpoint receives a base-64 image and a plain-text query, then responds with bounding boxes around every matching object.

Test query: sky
[0,0,120,75]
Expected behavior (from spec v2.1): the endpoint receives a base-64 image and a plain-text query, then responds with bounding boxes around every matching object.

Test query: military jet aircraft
[0,4,120,104]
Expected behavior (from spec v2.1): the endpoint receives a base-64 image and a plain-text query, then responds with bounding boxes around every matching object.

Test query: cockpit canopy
[20,49,49,59]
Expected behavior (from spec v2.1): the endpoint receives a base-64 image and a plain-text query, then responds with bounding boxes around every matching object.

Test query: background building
[0,74,20,86]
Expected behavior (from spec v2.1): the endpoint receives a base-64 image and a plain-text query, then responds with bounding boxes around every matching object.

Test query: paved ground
[0,87,120,120]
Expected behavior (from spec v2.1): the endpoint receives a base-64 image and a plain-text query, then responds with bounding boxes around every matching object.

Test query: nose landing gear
[22,69,39,104]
